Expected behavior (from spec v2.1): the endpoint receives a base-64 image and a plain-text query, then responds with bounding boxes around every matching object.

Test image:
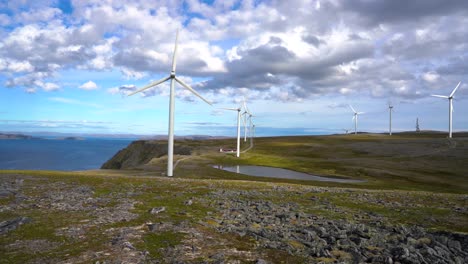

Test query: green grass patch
[139,231,185,259]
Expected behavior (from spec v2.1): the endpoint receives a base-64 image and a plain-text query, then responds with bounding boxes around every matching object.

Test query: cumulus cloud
[79,81,98,90]
[0,0,467,103]
[422,72,440,83]
[107,84,137,96]
[36,81,60,91]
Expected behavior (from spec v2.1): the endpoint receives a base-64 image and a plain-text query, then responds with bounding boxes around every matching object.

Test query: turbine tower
[349,105,364,135]
[128,30,212,176]
[388,102,394,136]
[220,106,242,158]
[431,81,461,138]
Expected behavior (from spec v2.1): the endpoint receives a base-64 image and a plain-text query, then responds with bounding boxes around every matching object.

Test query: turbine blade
[127,76,171,96]
[220,107,238,111]
[449,81,461,97]
[243,97,251,114]
[349,104,356,113]
[171,29,179,73]
[175,77,212,105]
[358,112,365,114]
[352,115,355,121]
[431,95,449,99]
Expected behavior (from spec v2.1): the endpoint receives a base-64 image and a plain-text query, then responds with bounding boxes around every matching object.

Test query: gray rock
[0,217,31,234]
[122,241,135,250]
[447,239,461,251]
[385,256,393,264]
[149,207,166,214]
[0,189,12,198]
[205,193,468,263]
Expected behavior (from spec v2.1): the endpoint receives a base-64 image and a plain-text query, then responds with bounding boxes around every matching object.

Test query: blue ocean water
[0,138,132,171]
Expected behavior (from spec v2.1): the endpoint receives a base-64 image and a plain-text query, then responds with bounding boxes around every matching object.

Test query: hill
[101,140,192,169]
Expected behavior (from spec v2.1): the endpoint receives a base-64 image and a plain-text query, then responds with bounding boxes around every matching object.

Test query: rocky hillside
[101,140,192,169]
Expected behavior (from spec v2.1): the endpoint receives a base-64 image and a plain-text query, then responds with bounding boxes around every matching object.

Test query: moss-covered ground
[0,133,467,263]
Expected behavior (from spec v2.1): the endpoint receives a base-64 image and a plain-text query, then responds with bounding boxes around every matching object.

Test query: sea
[0,138,133,171]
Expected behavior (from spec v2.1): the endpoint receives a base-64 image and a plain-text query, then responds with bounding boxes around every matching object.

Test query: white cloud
[107,84,137,96]
[79,81,98,90]
[8,60,34,72]
[34,80,60,91]
[0,0,467,105]
[26,88,36,94]
[42,82,60,91]
[422,71,440,83]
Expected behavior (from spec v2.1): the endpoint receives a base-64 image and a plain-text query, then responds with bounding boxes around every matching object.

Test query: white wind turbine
[128,30,212,176]
[349,105,364,135]
[388,102,394,136]
[431,81,461,138]
[220,106,242,158]
[248,113,254,139]
[242,99,252,142]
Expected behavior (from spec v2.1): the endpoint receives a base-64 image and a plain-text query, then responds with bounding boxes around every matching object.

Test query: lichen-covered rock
[207,190,468,263]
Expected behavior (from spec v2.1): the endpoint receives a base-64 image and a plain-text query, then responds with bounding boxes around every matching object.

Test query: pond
[213,165,364,183]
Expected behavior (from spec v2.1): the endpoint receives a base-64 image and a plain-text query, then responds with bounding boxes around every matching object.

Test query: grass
[0,133,467,262]
[138,231,185,260]
[179,134,468,193]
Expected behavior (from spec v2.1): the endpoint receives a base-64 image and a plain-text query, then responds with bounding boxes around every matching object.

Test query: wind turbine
[388,102,394,136]
[220,106,242,157]
[248,113,254,139]
[431,81,461,138]
[128,30,212,176]
[242,99,252,142]
[349,105,364,135]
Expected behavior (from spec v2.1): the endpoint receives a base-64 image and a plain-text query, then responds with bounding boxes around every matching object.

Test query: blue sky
[1,0,468,137]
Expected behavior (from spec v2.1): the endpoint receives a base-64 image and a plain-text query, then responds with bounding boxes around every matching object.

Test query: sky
[1,0,468,137]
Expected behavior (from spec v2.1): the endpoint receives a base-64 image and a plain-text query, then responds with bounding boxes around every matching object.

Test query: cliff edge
[101,140,192,169]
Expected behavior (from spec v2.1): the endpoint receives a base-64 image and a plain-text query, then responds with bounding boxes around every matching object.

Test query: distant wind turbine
[388,102,394,136]
[242,98,252,142]
[128,30,212,176]
[248,113,254,139]
[349,105,364,135]
[431,81,461,138]
[220,106,242,158]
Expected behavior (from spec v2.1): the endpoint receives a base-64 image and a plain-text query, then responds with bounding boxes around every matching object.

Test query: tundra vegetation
[1,133,467,263]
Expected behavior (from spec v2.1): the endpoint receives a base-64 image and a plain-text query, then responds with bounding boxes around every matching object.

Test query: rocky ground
[205,189,467,263]
[1,172,467,263]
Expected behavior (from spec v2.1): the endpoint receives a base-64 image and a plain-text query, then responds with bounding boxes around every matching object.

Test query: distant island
[56,137,86,141]
[0,133,38,140]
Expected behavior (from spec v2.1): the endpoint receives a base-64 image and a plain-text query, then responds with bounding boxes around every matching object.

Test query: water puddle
[213,165,364,183]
